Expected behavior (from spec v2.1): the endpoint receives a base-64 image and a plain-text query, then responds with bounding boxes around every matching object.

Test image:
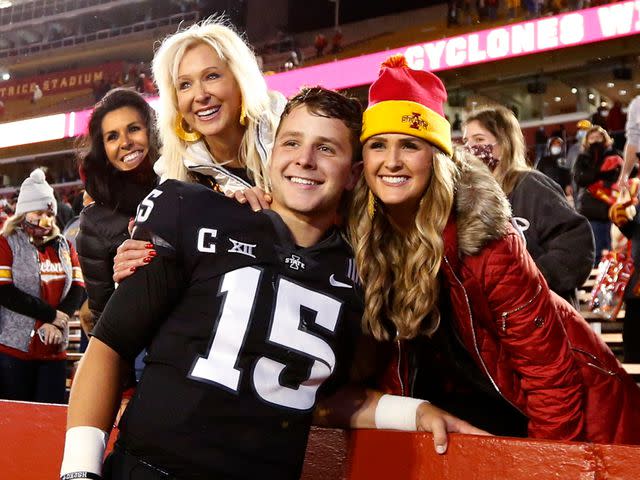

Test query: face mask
[550,146,562,156]
[22,220,52,240]
[465,143,500,171]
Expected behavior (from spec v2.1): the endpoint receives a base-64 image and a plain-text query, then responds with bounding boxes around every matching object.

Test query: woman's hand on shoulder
[113,239,156,283]
[416,402,490,454]
[227,187,272,212]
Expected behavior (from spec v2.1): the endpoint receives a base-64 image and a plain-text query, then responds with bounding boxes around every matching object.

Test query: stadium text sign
[265,0,640,95]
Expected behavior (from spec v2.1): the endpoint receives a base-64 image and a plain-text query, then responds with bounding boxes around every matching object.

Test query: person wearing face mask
[566,119,591,173]
[0,169,85,403]
[536,136,572,196]
[573,126,623,262]
[463,108,594,306]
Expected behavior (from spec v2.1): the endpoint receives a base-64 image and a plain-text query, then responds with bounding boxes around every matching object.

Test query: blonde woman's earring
[239,99,248,126]
[174,114,202,142]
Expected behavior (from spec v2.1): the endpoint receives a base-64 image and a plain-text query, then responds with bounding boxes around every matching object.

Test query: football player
[61,87,483,480]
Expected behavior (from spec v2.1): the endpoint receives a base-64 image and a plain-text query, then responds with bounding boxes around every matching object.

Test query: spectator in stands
[591,105,609,129]
[606,100,627,150]
[507,0,520,18]
[615,94,640,363]
[0,169,84,404]
[566,119,591,172]
[536,136,572,195]
[31,84,43,104]
[331,29,344,54]
[463,106,594,307]
[314,33,328,58]
[534,126,547,164]
[350,54,640,443]
[573,125,622,262]
[76,88,159,334]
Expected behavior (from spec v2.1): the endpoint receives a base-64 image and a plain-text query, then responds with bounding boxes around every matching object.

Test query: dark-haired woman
[76,88,159,331]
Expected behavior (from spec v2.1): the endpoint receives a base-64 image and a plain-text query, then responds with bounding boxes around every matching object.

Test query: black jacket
[573,143,622,221]
[508,170,595,305]
[76,180,155,321]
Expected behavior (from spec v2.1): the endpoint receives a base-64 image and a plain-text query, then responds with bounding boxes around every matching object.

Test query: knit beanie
[361,54,453,156]
[15,168,57,216]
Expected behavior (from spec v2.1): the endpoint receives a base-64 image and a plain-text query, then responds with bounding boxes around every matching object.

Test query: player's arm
[314,387,487,454]
[61,337,127,480]
[61,257,184,480]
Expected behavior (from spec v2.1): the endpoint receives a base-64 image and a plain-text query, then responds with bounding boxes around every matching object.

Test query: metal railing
[0,11,198,60]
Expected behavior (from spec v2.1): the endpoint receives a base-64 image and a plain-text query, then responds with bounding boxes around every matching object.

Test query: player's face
[363,133,433,223]
[175,43,244,142]
[101,106,150,172]
[269,105,359,221]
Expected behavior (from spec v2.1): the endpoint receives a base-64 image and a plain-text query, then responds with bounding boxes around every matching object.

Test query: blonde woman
[349,55,640,444]
[463,107,594,306]
[152,16,284,191]
[113,16,285,277]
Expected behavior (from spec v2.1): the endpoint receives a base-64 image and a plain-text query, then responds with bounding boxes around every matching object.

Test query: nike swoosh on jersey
[329,274,352,289]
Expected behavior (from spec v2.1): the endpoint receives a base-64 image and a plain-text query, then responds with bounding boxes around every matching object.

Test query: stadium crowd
[0,8,638,480]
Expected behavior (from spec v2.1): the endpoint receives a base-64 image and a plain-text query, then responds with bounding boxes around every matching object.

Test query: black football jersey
[93,180,363,480]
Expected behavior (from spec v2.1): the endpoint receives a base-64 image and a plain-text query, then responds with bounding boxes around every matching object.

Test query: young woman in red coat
[348,54,640,444]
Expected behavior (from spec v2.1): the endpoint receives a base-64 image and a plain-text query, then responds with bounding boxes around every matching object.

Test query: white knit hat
[15,169,57,216]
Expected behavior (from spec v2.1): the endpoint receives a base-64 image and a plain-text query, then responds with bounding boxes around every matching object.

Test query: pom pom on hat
[361,54,452,156]
[15,168,57,216]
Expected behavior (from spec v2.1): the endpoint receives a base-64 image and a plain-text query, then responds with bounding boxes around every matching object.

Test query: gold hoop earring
[174,114,202,142]
[239,98,247,126]
[367,190,377,219]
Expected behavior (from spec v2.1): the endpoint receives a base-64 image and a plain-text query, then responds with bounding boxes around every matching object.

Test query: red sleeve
[480,232,585,441]
[69,243,85,288]
[0,235,13,285]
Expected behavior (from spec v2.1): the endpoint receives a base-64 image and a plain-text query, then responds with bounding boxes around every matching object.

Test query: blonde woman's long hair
[1,213,61,242]
[152,16,279,189]
[464,106,530,195]
[348,147,460,341]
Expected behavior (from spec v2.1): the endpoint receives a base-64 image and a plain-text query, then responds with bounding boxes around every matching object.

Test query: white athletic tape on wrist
[374,394,428,431]
[60,426,108,479]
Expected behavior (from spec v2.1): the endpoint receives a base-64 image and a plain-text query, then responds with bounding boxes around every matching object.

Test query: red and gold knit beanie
[361,54,453,156]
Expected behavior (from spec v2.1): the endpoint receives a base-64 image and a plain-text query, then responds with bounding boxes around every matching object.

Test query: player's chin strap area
[60,426,109,480]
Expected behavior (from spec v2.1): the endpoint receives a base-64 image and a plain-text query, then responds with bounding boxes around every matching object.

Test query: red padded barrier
[1,400,639,479]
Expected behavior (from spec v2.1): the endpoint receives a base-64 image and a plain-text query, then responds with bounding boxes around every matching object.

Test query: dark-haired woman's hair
[77,88,160,208]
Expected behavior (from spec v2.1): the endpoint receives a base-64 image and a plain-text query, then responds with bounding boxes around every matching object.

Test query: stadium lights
[0,1,12,9]
[588,93,596,100]
[571,87,578,94]
[554,96,562,102]
[1,72,10,81]
[619,89,627,95]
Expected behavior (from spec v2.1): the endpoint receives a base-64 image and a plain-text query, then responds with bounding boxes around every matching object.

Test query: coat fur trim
[454,154,512,256]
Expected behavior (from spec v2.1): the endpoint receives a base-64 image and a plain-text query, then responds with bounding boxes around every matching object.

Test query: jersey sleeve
[0,235,13,285]
[131,181,182,259]
[92,256,185,362]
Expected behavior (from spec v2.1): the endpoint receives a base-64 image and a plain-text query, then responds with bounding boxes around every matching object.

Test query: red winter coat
[380,160,640,444]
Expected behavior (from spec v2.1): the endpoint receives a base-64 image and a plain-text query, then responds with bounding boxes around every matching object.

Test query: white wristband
[374,394,428,431]
[60,426,109,479]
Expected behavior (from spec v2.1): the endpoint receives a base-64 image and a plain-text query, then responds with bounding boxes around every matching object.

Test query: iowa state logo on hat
[401,112,429,131]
